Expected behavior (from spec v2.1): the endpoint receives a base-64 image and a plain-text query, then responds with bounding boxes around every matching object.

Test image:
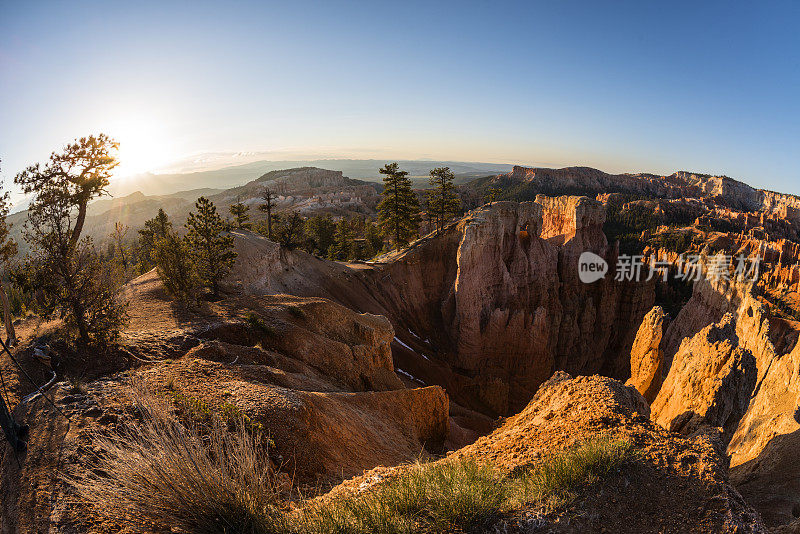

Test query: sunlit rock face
[651,313,757,444]
[372,198,654,414]
[626,305,667,403]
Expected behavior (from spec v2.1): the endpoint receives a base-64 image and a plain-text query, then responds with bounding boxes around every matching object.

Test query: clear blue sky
[1,0,799,198]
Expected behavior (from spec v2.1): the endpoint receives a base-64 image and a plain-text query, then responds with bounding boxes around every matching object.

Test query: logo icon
[578,251,608,283]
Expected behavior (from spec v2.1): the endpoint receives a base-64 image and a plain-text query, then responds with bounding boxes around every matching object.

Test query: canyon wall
[228,197,655,416]
[497,165,800,218]
[347,198,653,415]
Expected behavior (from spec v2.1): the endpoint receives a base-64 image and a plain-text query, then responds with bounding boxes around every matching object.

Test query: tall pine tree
[426,166,461,233]
[376,163,420,248]
[185,197,236,297]
[138,208,173,272]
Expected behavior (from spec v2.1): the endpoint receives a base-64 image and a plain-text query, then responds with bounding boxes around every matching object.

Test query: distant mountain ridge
[109,159,515,198]
[467,165,800,219]
[9,163,800,256]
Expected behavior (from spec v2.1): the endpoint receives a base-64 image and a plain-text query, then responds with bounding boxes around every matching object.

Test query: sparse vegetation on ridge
[72,384,637,534]
[297,436,636,533]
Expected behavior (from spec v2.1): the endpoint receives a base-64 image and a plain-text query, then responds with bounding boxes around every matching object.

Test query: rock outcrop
[626,305,667,402]
[651,314,756,443]
[445,372,765,533]
[640,262,800,529]
[136,356,447,482]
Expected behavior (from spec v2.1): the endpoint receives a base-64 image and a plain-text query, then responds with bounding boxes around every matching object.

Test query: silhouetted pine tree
[259,187,277,239]
[138,208,173,272]
[376,163,420,248]
[15,134,127,348]
[185,197,236,297]
[426,166,461,233]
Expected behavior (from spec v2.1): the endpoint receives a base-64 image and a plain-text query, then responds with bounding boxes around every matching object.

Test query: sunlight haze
[2,1,799,201]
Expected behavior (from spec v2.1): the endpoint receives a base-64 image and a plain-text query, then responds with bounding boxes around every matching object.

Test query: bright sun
[111,118,176,180]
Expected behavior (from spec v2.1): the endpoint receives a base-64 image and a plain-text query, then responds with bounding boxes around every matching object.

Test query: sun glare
[111,118,176,180]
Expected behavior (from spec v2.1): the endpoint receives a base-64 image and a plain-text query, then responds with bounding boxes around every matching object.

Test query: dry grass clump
[70,384,636,534]
[69,384,286,533]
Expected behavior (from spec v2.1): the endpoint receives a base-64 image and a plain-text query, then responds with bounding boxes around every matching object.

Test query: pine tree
[229,197,251,229]
[110,221,130,271]
[153,231,199,305]
[305,214,337,256]
[328,218,352,260]
[364,221,385,254]
[426,166,461,233]
[259,187,277,239]
[185,197,237,297]
[376,163,420,248]
[273,211,304,250]
[15,134,126,348]
[138,208,173,272]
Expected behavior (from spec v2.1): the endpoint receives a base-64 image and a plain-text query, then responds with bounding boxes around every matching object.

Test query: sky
[1,0,799,201]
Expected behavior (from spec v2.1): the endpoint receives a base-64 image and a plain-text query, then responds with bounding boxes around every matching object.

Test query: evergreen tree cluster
[376,163,420,247]
[137,197,237,303]
[251,212,385,261]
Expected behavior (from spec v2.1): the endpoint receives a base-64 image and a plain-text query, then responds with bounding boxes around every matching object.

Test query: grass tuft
[69,383,286,534]
[513,435,636,510]
[297,458,506,533]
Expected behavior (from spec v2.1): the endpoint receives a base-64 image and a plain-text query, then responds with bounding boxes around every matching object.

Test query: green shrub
[287,305,305,319]
[154,232,201,304]
[246,312,277,337]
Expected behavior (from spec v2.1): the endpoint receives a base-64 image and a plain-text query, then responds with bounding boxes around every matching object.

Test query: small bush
[246,312,277,337]
[287,305,305,319]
